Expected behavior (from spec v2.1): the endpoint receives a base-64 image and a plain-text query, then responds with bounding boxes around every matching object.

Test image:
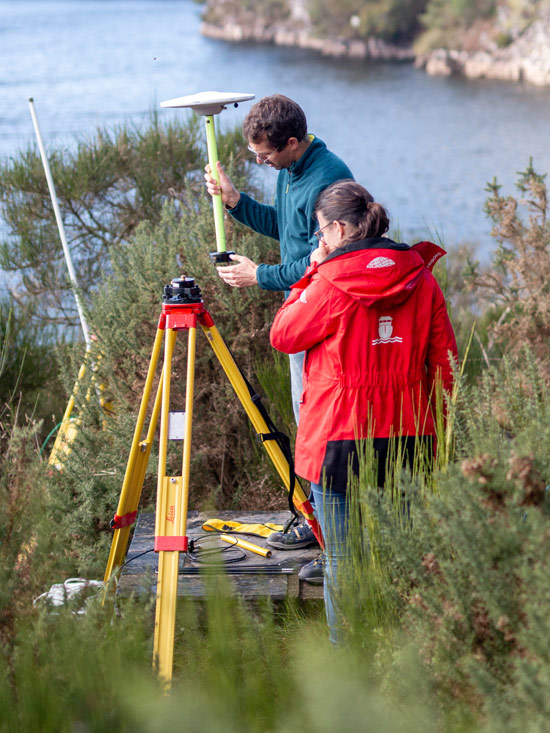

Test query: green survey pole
[159,91,254,263]
[204,115,226,253]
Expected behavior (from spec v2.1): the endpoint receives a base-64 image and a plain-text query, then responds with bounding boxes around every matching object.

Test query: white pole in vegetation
[28,97,91,348]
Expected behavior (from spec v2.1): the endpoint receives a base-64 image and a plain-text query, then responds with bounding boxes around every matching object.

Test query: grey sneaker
[298,553,324,584]
[266,520,319,550]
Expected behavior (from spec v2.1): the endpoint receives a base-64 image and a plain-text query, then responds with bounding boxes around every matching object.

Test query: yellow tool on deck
[202,518,283,539]
[220,534,272,558]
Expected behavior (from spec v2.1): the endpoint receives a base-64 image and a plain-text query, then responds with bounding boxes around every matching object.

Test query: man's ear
[287,137,299,150]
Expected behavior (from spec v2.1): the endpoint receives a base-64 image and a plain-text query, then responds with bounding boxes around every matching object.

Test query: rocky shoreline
[416,13,550,86]
[201,9,550,86]
[201,21,414,61]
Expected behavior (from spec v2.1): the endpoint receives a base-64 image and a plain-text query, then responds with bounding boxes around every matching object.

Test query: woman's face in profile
[317,214,348,253]
[317,215,337,249]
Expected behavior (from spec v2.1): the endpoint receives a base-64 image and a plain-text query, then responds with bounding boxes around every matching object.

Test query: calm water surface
[2,0,550,258]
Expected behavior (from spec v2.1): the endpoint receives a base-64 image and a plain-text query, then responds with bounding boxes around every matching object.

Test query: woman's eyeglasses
[314,221,334,241]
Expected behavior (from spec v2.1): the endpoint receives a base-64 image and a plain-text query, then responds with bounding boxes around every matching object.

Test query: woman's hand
[310,239,330,266]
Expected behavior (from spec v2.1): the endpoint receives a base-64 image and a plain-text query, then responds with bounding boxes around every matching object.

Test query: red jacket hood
[293,238,446,308]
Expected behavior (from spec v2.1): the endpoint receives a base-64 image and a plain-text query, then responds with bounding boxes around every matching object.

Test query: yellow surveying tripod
[103,276,323,685]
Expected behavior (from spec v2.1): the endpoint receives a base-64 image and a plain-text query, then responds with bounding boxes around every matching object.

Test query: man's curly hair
[243,94,308,150]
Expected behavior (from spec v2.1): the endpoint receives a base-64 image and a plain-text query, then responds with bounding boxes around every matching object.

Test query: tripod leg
[179,325,196,535]
[200,319,323,547]
[104,326,164,585]
[48,361,87,470]
[153,324,196,686]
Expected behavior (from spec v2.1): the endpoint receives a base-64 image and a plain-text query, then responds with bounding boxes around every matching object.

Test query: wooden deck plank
[118,511,324,600]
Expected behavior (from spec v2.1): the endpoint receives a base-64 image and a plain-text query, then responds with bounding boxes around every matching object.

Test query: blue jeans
[310,482,350,644]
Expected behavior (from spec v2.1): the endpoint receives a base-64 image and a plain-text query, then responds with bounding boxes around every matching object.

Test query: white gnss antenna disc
[160,91,255,116]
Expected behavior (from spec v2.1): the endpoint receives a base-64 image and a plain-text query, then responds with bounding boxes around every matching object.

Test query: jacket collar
[322,237,410,265]
[288,135,324,177]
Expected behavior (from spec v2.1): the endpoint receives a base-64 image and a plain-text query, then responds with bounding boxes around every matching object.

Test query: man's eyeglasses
[247,145,277,164]
[314,221,334,241]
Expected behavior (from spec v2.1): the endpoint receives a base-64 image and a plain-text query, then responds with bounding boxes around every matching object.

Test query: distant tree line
[201,0,545,50]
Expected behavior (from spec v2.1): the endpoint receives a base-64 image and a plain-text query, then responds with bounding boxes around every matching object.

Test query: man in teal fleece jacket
[205,94,354,294]
[204,94,354,569]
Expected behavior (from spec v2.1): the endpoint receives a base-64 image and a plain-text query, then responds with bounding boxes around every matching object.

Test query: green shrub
[202,0,291,26]
[0,586,449,733]
[306,0,427,42]
[0,297,63,423]
[465,161,550,381]
[420,0,497,35]
[351,351,550,725]
[496,31,513,47]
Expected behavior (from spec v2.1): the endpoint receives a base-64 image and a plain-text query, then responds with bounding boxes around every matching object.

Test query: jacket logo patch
[367,256,395,269]
[299,289,308,303]
[372,316,403,345]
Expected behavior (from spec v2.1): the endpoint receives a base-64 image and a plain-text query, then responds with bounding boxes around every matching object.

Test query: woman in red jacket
[270,180,457,643]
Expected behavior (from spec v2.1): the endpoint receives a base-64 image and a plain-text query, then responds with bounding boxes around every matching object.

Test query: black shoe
[298,553,324,585]
[266,520,319,550]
